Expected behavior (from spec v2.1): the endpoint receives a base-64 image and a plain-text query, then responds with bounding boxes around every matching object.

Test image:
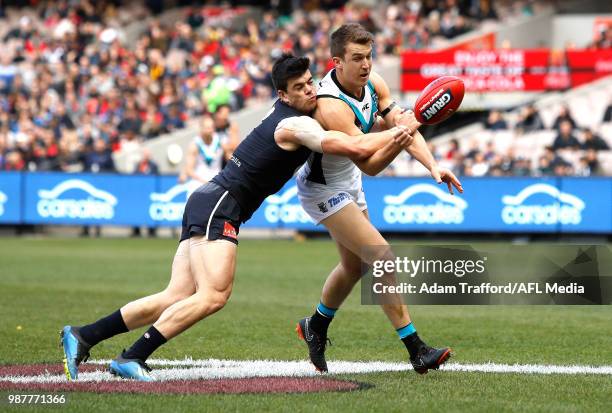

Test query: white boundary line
[2,359,612,384]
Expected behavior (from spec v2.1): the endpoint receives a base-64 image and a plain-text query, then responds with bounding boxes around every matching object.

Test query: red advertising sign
[401,49,612,92]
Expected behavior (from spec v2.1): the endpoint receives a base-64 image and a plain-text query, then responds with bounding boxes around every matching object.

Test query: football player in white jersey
[184,115,225,197]
[296,24,463,374]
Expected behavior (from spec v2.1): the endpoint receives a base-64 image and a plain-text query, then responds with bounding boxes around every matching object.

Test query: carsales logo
[149,183,195,222]
[265,186,312,224]
[383,184,467,225]
[501,184,584,225]
[0,190,6,217]
[37,180,117,219]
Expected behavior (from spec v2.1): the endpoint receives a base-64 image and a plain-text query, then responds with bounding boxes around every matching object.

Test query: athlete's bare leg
[320,202,411,329]
[153,236,237,339]
[120,239,196,330]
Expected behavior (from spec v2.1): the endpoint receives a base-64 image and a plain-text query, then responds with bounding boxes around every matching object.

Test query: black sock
[78,309,128,347]
[402,333,426,359]
[122,326,167,362]
[310,310,333,336]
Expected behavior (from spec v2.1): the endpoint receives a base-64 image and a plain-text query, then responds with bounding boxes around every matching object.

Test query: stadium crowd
[420,103,612,178]
[0,0,512,174]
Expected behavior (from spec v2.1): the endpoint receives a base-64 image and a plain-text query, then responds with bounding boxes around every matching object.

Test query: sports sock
[309,301,337,336]
[78,309,128,347]
[122,326,167,362]
[397,323,425,359]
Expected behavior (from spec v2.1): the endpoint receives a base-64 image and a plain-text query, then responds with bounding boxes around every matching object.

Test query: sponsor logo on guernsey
[383,183,467,225]
[37,179,117,220]
[501,184,585,225]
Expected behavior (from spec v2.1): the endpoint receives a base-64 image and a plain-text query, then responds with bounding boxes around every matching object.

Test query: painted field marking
[1,359,611,384]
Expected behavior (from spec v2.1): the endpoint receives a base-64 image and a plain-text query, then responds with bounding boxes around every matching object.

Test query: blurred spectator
[85,139,115,173]
[135,147,159,175]
[516,104,544,133]
[575,156,592,177]
[552,105,577,131]
[3,150,25,171]
[464,139,479,160]
[581,128,609,151]
[471,152,489,176]
[512,157,532,176]
[132,147,159,237]
[603,100,612,122]
[552,120,581,151]
[592,26,612,49]
[485,110,508,130]
[584,149,601,175]
[445,138,460,160]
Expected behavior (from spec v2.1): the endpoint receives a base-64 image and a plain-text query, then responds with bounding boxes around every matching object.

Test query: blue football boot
[109,354,155,382]
[60,326,91,380]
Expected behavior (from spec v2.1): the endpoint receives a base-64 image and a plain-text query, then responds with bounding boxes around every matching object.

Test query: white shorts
[297,176,367,224]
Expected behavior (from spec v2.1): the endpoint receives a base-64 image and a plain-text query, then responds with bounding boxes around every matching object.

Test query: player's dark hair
[271,53,311,92]
[330,23,374,59]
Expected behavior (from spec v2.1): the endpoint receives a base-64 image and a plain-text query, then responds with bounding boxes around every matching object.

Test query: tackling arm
[314,98,411,175]
[274,115,409,162]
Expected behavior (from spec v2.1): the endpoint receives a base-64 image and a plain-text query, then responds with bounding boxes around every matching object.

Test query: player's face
[201,118,215,138]
[279,71,317,114]
[336,42,372,89]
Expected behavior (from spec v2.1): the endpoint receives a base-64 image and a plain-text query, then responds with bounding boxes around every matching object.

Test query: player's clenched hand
[389,126,414,147]
[393,109,421,135]
[430,166,463,195]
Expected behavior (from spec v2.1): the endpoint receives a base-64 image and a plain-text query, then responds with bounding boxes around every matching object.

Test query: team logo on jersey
[0,190,7,217]
[501,184,584,226]
[317,202,328,213]
[149,182,197,222]
[264,185,313,224]
[37,179,117,220]
[383,183,467,225]
[362,103,370,112]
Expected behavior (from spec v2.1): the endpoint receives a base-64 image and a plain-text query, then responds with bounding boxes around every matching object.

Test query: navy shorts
[180,182,241,244]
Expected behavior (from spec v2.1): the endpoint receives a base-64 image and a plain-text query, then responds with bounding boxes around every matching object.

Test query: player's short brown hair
[330,23,374,59]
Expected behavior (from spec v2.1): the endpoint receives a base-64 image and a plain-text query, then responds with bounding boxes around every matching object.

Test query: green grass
[0,238,611,412]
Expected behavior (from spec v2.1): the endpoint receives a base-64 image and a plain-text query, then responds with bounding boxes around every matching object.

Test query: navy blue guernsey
[212,100,312,222]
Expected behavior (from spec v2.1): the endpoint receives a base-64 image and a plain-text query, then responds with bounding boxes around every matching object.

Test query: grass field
[0,237,611,412]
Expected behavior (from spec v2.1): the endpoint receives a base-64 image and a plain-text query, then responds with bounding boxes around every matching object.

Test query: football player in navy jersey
[59,54,414,381]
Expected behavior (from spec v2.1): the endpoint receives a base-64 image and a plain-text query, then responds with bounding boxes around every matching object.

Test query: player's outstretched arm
[274,116,410,161]
[371,71,463,193]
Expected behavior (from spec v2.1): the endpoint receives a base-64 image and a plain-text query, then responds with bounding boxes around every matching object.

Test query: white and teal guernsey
[297,69,379,189]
